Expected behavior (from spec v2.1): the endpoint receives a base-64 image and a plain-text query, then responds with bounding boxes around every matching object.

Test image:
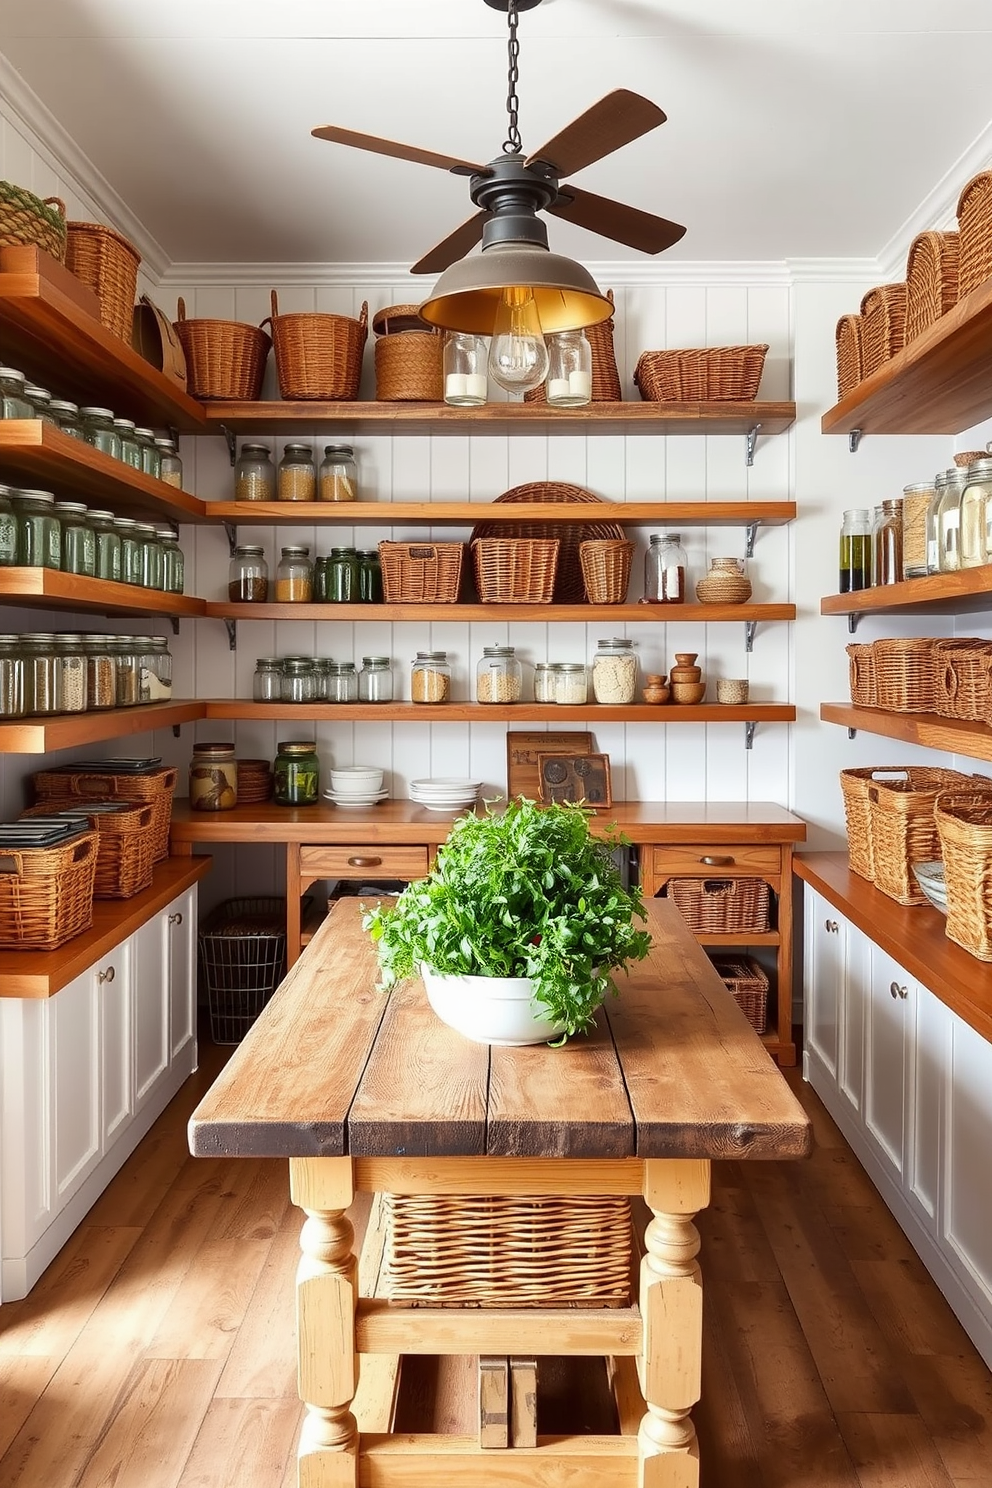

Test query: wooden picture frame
[537,752,612,808]
[506,730,595,801]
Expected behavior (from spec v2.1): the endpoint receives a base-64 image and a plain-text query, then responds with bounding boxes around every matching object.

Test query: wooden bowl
[671,681,706,705]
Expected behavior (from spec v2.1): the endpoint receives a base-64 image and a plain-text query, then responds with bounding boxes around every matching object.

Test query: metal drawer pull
[168,912,183,926]
[700,855,734,866]
[97,966,115,984]
[825,919,838,933]
[348,856,382,868]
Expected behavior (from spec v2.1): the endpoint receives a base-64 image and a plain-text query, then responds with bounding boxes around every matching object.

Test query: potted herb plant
[364,797,651,1045]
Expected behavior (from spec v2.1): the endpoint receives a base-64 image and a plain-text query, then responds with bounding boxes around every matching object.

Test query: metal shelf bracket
[222,521,238,557]
[170,616,180,635]
[744,621,756,652]
[220,424,237,466]
[848,727,857,739]
[172,724,182,738]
[849,429,863,453]
[744,721,756,750]
[745,522,758,559]
[848,612,862,634]
[224,619,237,651]
[745,423,762,467]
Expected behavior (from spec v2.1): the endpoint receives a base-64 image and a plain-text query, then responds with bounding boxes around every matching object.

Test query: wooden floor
[1,1038,990,1487]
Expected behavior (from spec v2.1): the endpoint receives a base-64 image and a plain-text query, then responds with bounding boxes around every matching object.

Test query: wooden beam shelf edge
[821,702,992,765]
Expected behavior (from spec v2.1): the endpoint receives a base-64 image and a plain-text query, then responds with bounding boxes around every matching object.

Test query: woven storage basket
[695,561,752,604]
[32,765,178,863]
[709,954,769,1034]
[525,289,622,403]
[0,830,98,950]
[174,297,270,401]
[21,800,155,900]
[579,539,634,603]
[847,643,878,707]
[906,230,960,343]
[382,1192,632,1307]
[872,637,936,712]
[666,876,771,934]
[859,284,908,378]
[935,788,992,960]
[379,541,464,603]
[372,304,442,401]
[957,172,992,299]
[0,182,66,261]
[835,314,863,400]
[266,291,367,401]
[634,344,768,402]
[471,537,560,604]
[65,221,141,342]
[471,483,624,604]
[932,638,992,722]
[839,766,966,884]
[867,769,972,904]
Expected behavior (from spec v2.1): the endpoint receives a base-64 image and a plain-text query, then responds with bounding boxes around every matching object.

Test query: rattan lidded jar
[372,304,443,402]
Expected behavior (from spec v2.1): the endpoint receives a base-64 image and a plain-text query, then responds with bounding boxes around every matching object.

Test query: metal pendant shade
[418,243,614,335]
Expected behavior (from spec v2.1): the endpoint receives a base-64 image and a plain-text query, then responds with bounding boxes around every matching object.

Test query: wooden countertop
[188,897,812,1163]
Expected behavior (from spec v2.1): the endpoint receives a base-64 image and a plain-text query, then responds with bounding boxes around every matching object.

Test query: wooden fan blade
[411,212,488,275]
[526,90,666,177]
[548,184,685,255]
[311,125,484,176]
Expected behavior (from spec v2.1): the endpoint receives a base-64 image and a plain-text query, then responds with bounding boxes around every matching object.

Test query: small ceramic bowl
[330,767,384,794]
[671,681,706,704]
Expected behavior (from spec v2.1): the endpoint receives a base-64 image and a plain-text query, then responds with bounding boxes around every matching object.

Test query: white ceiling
[3,0,992,269]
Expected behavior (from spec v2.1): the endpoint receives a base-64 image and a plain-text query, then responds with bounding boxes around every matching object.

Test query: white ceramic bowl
[421,967,564,1046]
[912,861,947,913]
[330,767,384,794]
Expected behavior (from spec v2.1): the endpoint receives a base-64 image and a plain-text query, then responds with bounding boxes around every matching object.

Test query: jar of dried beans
[476,645,522,704]
[275,545,313,602]
[277,443,316,502]
[230,545,269,602]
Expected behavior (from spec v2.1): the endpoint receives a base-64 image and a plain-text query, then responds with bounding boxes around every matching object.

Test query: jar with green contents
[114,418,141,469]
[156,526,185,594]
[48,400,84,438]
[327,546,358,602]
[80,407,121,459]
[0,486,18,566]
[274,740,320,805]
[0,634,26,717]
[133,427,161,479]
[24,385,55,423]
[357,549,383,603]
[55,502,96,577]
[13,489,61,568]
[115,517,141,585]
[154,438,183,488]
[134,523,163,589]
[88,510,122,582]
[0,368,31,418]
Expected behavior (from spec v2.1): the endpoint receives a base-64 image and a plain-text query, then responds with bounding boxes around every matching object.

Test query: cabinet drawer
[300,845,429,880]
[650,843,782,879]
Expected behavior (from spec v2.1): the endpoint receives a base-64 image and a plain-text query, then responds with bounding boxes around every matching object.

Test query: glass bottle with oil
[839,508,872,592]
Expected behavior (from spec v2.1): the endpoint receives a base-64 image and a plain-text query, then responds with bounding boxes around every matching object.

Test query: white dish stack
[409,777,481,813]
[324,766,387,807]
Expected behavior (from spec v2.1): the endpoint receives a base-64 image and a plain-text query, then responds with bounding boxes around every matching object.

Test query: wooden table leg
[290,1158,358,1488]
[286,844,303,968]
[637,1158,711,1488]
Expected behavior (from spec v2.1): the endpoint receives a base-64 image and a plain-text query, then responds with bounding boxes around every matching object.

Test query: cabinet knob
[701,855,734,866]
[897,984,908,1000]
[888,980,911,1000]
[168,912,183,926]
[97,965,115,984]
[348,856,382,868]
[825,919,838,933]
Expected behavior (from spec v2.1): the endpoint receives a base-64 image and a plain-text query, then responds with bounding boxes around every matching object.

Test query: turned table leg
[290,1158,358,1488]
[637,1158,711,1488]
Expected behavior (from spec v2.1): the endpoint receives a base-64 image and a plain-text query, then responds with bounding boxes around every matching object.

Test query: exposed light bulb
[487,287,549,393]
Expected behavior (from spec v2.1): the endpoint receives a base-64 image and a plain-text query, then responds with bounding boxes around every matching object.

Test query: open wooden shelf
[821,567,992,621]
[204,700,795,724]
[208,499,797,528]
[821,702,992,763]
[0,699,202,753]
[206,600,794,624]
[821,277,992,437]
[0,567,205,619]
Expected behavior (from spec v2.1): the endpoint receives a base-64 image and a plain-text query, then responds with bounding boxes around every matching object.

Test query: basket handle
[358,300,369,333]
[72,835,97,864]
[270,289,280,321]
[945,665,958,698]
[43,196,66,221]
[702,879,734,896]
[0,851,23,876]
[72,774,118,797]
[177,296,187,322]
[137,805,155,828]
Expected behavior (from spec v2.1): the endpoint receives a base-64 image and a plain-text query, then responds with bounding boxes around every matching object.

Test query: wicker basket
[932,638,992,722]
[0,830,98,949]
[266,291,367,401]
[579,539,634,604]
[709,954,769,1034]
[20,800,155,900]
[174,297,270,401]
[957,172,992,299]
[65,221,141,342]
[695,560,752,604]
[372,304,442,401]
[666,876,771,934]
[860,284,908,378]
[835,314,863,400]
[935,788,992,960]
[868,769,972,905]
[379,541,464,603]
[839,766,966,884]
[906,230,960,343]
[872,637,935,712]
[634,344,768,402]
[471,483,624,604]
[32,765,178,863]
[525,289,622,404]
[382,1192,632,1307]
[472,537,560,604]
[847,643,878,707]
[0,182,66,262]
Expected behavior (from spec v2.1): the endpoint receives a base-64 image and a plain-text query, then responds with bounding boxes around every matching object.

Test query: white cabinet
[132,910,170,1110]
[863,942,911,1185]
[805,888,844,1080]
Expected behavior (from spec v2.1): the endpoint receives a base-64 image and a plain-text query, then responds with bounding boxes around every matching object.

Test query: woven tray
[266,290,367,401]
[470,483,624,604]
[174,297,270,400]
[859,284,907,378]
[33,765,178,863]
[0,181,66,261]
[846,643,877,707]
[933,638,992,722]
[872,637,935,712]
[634,344,767,402]
[839,766,966,885]
[666,876,771,934]
[525,288,622,404]
[835,314,863,400]
[0,830,97,949]
[957,172,992,299]
[936,788,992,960]
[709,954,769,1034]
[379,541,464,603]
[906,230,960,343]
[21,799,155,900]
[66,221,141,342]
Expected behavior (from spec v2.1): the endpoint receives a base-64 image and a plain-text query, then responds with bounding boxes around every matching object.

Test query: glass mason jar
[357,549,383,603]
[154,438,183,488]
[80,634,117,710]
[839,508,872,592]
[280,657,317,704]
[960,457,992,568]
[318,445,358,502]
[134,427,161,479]
[545,329,592,407]
[0,634,26,717]
[115,517,142,585]
[0,367,32,418]
[411,650,451,703]
[235,442,275,502]
[277,443,316,502]
[81,406,121,459]
[555,661,588,704]
[326,546,358,602]
[134,522,164,589]
[113,418,141,469]
[326,661,358,703]
[52,633,88,713]
[934,469,967,573]
[253,656,283,702]
[275,545,313,602]
[313,555,330,604]
[359,655,393,702]
[13,489,61,568]
[443,332,488,406]
[592,638,638,704]
[157,526,185,594]
[86,511,122,583]
[644,533,687,603]
[310,657,332,701]
[901,481,934,579]
[874,498,903,585]
[21,633,60,715]
[477,644,522,704]
[48,399,84,438]
[0,486,18,566]
[274,740,320,806]
[189,741,238,811]
[110,636,141,706]
[533,661,558,703]
[55,501,96,577]
[229,544,268,602]
[23,385,55,423]
[139,636,172,701]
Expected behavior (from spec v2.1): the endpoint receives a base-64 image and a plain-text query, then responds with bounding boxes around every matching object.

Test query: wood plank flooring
[0,1039,990,1487]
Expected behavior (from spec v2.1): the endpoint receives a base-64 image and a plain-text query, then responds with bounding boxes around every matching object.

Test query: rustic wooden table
[189,898,811,1488]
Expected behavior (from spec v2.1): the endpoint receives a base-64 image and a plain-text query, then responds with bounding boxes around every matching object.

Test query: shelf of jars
[822,567,992,628]
[207,499,797,528]
[203,700,796,725]
[821,702,992,764]
[206,600,795,624]
[0,699,203,754]
[0,567,205,619]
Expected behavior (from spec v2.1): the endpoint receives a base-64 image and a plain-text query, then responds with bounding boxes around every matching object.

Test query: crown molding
[875,119,992,281]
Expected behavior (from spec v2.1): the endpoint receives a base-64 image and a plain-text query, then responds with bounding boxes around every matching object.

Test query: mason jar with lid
[357,549,383,603]
[275,545,313,602]
[189,742,238,811]
[318,445,358,502]
[133,427,160,479]
[934,468,967,573]
[310,657,333,701]
[80,406,121,459]
[113,418,141,469]
[229,544,267,602]
[644,533,687,603]
[138,636,172,701]
[960,457,992,568]
[274,740,320,806]
[0,634,25,717]
[13,489,60,568]
[280,657,317,704]
[115,517,141,585]
[277,443,316,502]
[156,526,185,594]
[0,486,18,566]
[555,661,588,704]
[533,661,558,703]
[326,661,358,703]
[154,438,183,488]
[253,657,283,702]
[134,523,163,589]
[86,511,121,582]
[80,634,117,710]
[411,650,451,703]
[477,644,522,704]
[592,638,637,704]
[21,633,60,715]
[359,655,392,702]
[55,502,96,577]
[110,636,141,706]
[52,633,88,713]
[235,442,275,502]
[24,385,55,423]
[901,481,934,579]
[326,546,358,602]
[0,368,31,419]
[48,399,84,438]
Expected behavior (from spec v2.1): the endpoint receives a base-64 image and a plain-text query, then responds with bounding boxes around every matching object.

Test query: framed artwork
[536,751,612,808]
[505,730,594,800]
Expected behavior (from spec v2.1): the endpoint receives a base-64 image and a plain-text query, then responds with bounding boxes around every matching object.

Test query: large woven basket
[867,769,972,904]
[634,344,767,401]
[0,830,98,950]
[525,289,622,404]
[372,304,442,401]
[471,483,624,604]
[174,297,270,401]
[21,799,155,900]
[666,876,771,934]
[847,643,878,707]
[709,954,769,1035]
[0,181,66,262]
[933,638,992,722]
[957,172,992,299]
[905,230,960,343]
[32,765,178,863]
[935,788,992,960]
[65,221,141,342]
[472,537,560,604]
[872,637,935,712]
[266,291,367,401]
[839,766,965,884]
[860,284,908,378]
[579,539,634,604]
[835,314,863,400]
[379,541,464,603]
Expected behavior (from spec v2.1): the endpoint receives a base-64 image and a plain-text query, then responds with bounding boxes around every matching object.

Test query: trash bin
[198,896,287,1044]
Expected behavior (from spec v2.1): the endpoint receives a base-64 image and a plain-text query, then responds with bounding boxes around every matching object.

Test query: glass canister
[592,638,638,704]
[326,546,358,602]
[55,502,96,577]
[318,445,358,502]
[52,633,88,713]
[235,442,275,502]
[134,523,164,589]
[411,650,451,703]
[110,636,141,706]
[960,457,992,568]
[311,657,333,701]
[139,636,172,701]
[274,740,320,806]
[443,332,488,406]
[277,443,316,502]
[555,661,588,704]
[157,526,185,594]
[115,517,142,585]
[253,657,283,702]
[0,368,32,418]
[934,469,967,573]
[189,741,238,811]
[21,633,60,715]
[357,549,383,603]
[275,545,314,602]
[229,544,268,602]
[0,487,18,566]
[874,498,903,585]
[326,661,358,703]
[0,634,25,717]
[359,655,393,702]
[155,438,183,488]
[24,385,55,423]
[533,661,558,703]
[839,508,872,592]
[80,634,118,710]
[13,489,61,568]
[476,644,522,704]
[280,657,317,704]
[901,481,934,579]
[113,418,141,469]
[133,427,161,479]
[48,399,84,438]
[545,330,592,407]
[644,533,687,603]
[80,406,121,459]
[87,511,122,583]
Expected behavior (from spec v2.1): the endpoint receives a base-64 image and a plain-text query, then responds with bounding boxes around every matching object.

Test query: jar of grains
[189,742,238,811]
[0,486,18,565]
[359,655,392,702]
[592,638,637,704]
[274,740,320,806]
[81,635,117,710]
[110,637,141,706]
[155,438,183,488]
[555,661,588,704]
[53,633,88,713]
[277,443,316,502]
[229,545,269,602]
[80,407,121,460]
[960,457,992,568]
[0,634,25,717]
[477,645,522,704]
[533,661,558,703]
[318,445,358,501]
[275,545,313,602]
[326,661,358,703]
[280,657,317,704]
[253,657,283,702]
[411,650,451,703]
[901,482,934,579]
[235,443,275,502]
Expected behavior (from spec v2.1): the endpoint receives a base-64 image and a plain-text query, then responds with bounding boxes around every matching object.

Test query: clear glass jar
[229,544,268,602]
[874,498,903,585]
[359,655,393,702]
[0,487,18,566]
[960,457,992,568]
[81,406,121,459]
[477,644,522,704]
[901,481,933,579]
[274,740,320,806]
[24,385,55,423]
[80,634,117,710]
[411,650,451,703]
[253,656,283,702]
[357,549,383,603]
[644,533,687,603]
[55,502,96,577]
[235,442,275,502]
[275,545,313,602]
[189,741,238,811]
[935,469,967,574]
[48,399,84,438]
[113,418,141,469]
[592,638,637,704]
[839,508,872,592]
[0,368,31,418]
[443,332,488,405]
[310,657,332,701]
[13,489,61,568]
[277,443,316,502]
[0,634,25,717]
[533,661,558,703]
[21,633,60,715]
[326,661,358,703]
[52,633,88,713]
[115,517,142,585]
[139,636,172,701]
[869,505,884,585]
[280,657,317,704]
[326,546,358,602]
[86,511,121,583]
[155,438,183,488]
[318,445,358,502]
[134,427,161,479]
[555,661,588,704]
[110,636,141,706]
[545,330,592,407]
[134,522,164,589]
[157,527,185,594]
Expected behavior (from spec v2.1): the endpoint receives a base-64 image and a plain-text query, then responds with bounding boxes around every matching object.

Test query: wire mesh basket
[199,896,288,1044]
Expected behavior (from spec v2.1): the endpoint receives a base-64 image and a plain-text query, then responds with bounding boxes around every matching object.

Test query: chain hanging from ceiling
[502,0,523,155]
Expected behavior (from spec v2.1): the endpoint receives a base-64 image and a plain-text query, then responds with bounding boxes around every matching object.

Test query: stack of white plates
[912,860,947,914]
[323,788,389,808]
[410,777,481,812]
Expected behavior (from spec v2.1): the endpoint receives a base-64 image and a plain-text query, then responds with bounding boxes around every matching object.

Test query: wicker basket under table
[935,788,992,960]
[709,954,769,1035]
[32,765,178,863]
[0,830,98,950]
[666,876,771,934]
[20,799,155,900]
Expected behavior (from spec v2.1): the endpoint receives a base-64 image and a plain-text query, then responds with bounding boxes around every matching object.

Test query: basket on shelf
[932,638,992,722]
[470,483,624,604]
[835,313,863,400]
[859,283,907,378]
[378,541,464,603]
[839,765,967,886]
[198,896,288,1044]
[872,636,936,712]
[525,289,622,404]
[372,304,442,401]
[709,954,769,1035]
[0,181,66,261]
[846,643,878,707]
[634,344,768,402]
[20,799,155,900]
[0,830,98,950]
[956,172,992,299]
[905,230,960,343]
[32,765,178,863]
[471,537,560,604]
[65,220,141,342]
[174,297,270,401]
[935,788,992,960]
[867,768,973,904]
[666,876,771,934]
[695,559,752,604]
[579,539,634,604]
[132,294,188,389]
[266,291,367,401]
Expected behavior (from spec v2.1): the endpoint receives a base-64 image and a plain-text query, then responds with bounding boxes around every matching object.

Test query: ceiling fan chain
[502,0,523,156]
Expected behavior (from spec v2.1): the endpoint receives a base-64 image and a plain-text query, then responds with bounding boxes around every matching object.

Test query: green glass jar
[327,546,358,602]
[87,509,122,582]
[13,489,61,568]
[21,633,61,715]
[357,550,383,603]
[134,522,163,589]
[274,740,320,806]
[114,517,141,585]
[0,633,26,717]
[0,486,18,566]
[133,427,161,479]
[156,526,184,594]
[24,384,56,423]
[114,418,141,469]
[80,406,121,459]
[0,368,32,418]
[48,400,84,438]
[55,501,96,577]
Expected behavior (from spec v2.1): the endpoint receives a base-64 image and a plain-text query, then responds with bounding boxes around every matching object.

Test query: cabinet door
[864,943,911,1184]
[805,887,845,1081]
[943,1015,992,1318]
[99,942,132,1152]
[907,981,948,1233]
[839,918,869,1117]
[52,969,101,1206]
[167,887,197,1062]
[131,910,169,1110]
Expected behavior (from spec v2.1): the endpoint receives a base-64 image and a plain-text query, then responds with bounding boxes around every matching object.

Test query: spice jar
[359,655,393,702]
[592,638,637,704]
[55,502,96,577]
[545,329,592,407]
[155,438,183,488]
[21,633,60,715]
[901,482,933,580]
[113,418,141,469]
[280,657,317,704]
[80,406,121,459]
[274,740,320,806]
[960,457,992,568]
[555,662,588,704]
[318,445,358,502]
[934,469,967,573]
[443,333,488,405]
[326,661,358,703]
[134,427,161,479]
[839,508,872,592]
[229,544,269,602]
[326,546,358,602]
[80,634,117,710]
[277,443,316,502]
[644,533,687,603]
[52,633,88,713]
[533,661,558,703]
[357,549,383,603]
[235,443,275,502]
[0,487,18,566]
[0,634,25,717]
[157,526,185,594]
[115,517,142,585]
[253,657,283,702]
[189,741,238,811]
[477,645,522,704]
[0,368,31,419]
[48,400,83,438]
[411,650,451,703]
[88,510,122,583]
[874,498,903,585]
[275,545,313,602]
[14,489,61,568]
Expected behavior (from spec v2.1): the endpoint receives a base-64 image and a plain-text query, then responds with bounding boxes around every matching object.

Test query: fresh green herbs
[364,797,651,1039]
